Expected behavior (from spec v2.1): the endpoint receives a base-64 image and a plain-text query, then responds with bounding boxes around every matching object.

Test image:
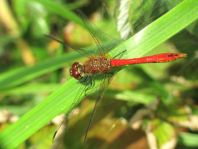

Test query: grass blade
[110,0,198,58]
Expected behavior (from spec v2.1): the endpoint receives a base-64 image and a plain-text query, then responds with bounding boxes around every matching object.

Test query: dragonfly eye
[70,62,83,80]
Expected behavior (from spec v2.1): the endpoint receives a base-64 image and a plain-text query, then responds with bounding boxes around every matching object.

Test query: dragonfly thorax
[84,57,111,74]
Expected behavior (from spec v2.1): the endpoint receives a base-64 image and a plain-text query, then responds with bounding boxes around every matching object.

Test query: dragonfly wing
[53,79,91,143]
[76,10,104,56]
[83,74,113,143]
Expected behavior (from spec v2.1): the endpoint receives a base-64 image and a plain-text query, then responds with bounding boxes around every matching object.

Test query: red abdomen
[111,53,186,67]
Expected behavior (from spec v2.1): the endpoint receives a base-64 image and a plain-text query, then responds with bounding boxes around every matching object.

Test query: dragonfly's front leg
[81,75,94,96]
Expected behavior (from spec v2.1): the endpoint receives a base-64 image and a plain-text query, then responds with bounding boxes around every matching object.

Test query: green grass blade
[179,132,198,147]
[33,0,110,41]
[0,79,84,148]
[0,52,78,89]
[110,0,198,58]
[33,0,84,27]
[0,0,197,148]
[1,83,59,95]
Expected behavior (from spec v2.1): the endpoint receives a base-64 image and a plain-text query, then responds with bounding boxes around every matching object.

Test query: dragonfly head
[70,62,84,80]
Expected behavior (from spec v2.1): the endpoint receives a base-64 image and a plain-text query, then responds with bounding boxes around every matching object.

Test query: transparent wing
[83,74,113,143]
[76,10,105,56]
[53,79,91,143]
[45,34,91,57]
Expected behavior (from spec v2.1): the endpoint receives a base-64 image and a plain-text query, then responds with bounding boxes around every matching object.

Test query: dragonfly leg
[80,75,91,85]
[81,76,94,96]
[106,72,114,80]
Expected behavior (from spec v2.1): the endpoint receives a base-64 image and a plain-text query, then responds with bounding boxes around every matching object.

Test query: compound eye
[70,62,83,80]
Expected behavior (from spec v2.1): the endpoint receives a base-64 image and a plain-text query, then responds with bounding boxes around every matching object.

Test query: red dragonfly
[69,51,186,142]
[70,53,187,80]
[49,20,187,144]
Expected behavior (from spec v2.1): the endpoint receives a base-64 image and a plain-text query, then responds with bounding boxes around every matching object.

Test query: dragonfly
[69,50,186,142]
[69,47,187,135]
[48,36,186,144]
[49,16,187,144]
[70,53,187,80]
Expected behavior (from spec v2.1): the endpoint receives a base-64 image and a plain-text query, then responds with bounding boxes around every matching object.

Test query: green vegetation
[0,0,197,148]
